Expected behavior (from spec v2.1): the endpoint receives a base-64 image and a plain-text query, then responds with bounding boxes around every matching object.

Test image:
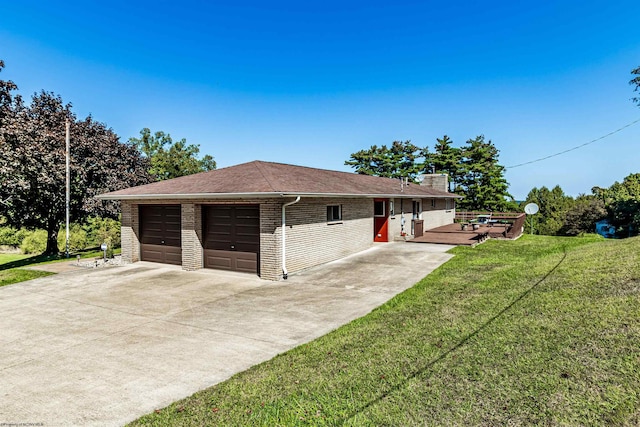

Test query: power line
[506,117,640,169]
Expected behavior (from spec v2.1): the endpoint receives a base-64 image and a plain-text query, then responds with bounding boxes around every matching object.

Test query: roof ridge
[253,160,279,192]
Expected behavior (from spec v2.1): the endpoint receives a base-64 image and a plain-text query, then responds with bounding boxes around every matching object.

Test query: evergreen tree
[344,140,429,181]
[456,135,515,211]
[431,135,462,192]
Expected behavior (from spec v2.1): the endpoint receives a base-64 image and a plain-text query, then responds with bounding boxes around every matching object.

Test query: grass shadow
[339,246,569,424]
[0,247,107,271]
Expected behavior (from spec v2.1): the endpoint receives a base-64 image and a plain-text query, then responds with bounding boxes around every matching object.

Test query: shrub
[84,217,121,248]
[20,230,47,254]
[11,216,121,255]
[0,226,28,246]
[57,224,88,252]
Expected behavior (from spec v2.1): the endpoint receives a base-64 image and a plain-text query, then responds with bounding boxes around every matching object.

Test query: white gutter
[97,192,463,201]
[281,196,301,280]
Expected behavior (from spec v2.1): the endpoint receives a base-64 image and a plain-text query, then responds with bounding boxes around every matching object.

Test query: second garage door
[203,205,260,274]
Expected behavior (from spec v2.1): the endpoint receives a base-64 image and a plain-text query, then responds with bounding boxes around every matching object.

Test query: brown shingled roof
[97,160,462,200]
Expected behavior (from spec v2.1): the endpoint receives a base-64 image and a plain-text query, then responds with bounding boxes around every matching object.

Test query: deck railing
[455,211,525,222]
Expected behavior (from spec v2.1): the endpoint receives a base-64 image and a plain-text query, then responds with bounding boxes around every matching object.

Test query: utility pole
[65,119,70,258]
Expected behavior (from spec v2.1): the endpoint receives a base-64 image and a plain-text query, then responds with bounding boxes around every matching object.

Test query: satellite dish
[524,203,539,215]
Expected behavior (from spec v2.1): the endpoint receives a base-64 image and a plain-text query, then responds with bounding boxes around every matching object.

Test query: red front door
[374,199,389,242]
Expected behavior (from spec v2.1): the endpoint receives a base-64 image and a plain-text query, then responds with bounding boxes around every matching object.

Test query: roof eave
[97,191,463,201]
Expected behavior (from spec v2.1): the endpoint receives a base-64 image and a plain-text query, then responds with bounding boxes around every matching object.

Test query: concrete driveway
[0,242,453,426]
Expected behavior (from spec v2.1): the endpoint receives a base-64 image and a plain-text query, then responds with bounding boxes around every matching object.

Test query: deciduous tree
[599,173,640,236]
[560,194,606,236]
[523,185,574,235]
[129,128,216,180]
[0,63,151,254]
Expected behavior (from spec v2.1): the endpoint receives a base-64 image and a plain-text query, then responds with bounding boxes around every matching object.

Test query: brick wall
[386,197,455,240]
[420,174,449,192]
[259,201,282,281]
[181,203,203,270]
[422,197,455,230]
[283,198,373,274]
[120,201,140,263]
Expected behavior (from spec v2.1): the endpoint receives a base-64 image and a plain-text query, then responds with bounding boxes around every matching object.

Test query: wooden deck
[408,223,510,246]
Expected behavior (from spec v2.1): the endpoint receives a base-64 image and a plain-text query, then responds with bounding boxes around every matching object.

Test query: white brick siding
[283,198,373,274]
[422,197,455,229]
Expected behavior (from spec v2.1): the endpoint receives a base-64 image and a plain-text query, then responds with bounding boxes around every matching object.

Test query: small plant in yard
[129,235,640,426]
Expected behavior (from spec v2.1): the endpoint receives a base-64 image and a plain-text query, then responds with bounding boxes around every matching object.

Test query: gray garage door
[203,205,260,274]
[139,205,182,265]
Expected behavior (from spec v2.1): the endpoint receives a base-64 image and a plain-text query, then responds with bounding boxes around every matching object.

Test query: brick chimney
[420,174,449,192]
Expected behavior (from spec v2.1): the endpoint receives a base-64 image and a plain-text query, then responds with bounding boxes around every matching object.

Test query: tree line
[345,136,515,212]
[0,60,215,254]
[523,66,640,237]
[524,174,640,237]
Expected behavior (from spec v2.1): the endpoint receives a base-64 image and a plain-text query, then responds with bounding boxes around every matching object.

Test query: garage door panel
[235,252,258,273]
[204,250,257,273]
[204,230,233,251]
[140,245,164,264]
[164,247,183,266]
[204,250,234,270]
[236,223,259,232]
[206,226,232,236]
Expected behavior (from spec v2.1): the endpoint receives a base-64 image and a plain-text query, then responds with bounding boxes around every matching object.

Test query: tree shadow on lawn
[337,247,569,424]
[0,247,103,271]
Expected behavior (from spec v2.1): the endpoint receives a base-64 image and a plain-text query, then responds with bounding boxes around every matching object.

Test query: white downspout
[282,196,301,279]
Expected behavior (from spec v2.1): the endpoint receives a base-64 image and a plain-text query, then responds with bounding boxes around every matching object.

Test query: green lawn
[0,253,53,286]
[0,248,121,287]
[0,267,53,287]
[130,235,640,426]
[0,253,31,264]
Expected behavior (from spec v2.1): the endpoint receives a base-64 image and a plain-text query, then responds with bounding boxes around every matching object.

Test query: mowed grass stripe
[130,235,640,426]
[0,268,53,287]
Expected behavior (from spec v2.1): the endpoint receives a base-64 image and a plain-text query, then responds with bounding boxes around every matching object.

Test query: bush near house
[2,216,121,254]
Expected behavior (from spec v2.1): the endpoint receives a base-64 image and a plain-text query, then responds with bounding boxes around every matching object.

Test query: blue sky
[1,1,639,199]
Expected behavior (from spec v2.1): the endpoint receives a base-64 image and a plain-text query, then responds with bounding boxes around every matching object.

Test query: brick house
[98,161,461,281]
